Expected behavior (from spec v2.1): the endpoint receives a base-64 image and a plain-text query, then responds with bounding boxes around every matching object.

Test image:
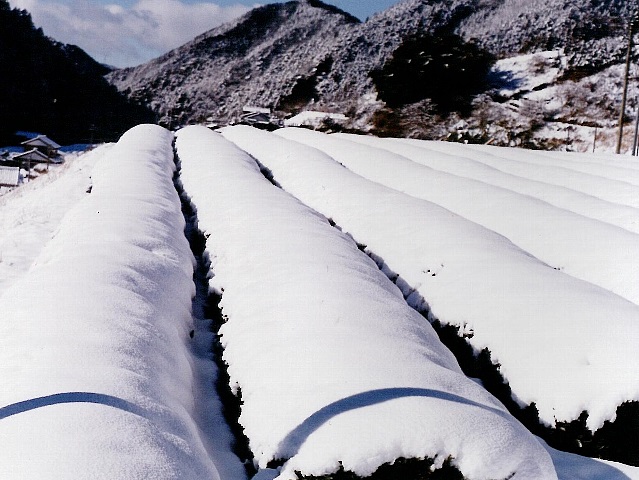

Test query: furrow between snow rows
[0,125,225,480]
[335,133,639,235]
[408,139,639,208]
[221,125,639,437]
[277,128,639,307]
[174,125,557,480]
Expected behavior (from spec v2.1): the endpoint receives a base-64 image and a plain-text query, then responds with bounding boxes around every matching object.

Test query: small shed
[0,166,20,187]
[21,135,61,157]
[14,148,50,164]
[239,106,281,130]
[13,148,51,175]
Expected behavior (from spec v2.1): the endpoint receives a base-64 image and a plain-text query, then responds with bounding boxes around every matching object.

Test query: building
[0,166,20,187]
[13,148,51,176]
[21,135,61,158]
[239,106,281,130]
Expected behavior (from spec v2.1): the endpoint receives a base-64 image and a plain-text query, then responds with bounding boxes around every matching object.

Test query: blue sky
[9,0,401,68]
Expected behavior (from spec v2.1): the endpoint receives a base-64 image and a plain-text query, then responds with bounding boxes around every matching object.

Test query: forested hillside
[0,0,153,144]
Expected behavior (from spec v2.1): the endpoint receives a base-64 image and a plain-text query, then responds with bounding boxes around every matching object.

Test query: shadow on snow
[0,392,145,420]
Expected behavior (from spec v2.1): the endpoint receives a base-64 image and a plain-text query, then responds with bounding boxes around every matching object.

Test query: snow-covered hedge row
[424,139,639,209]
[335,133,639,235]
[277,128,639,307]
[0,125,222,479]
[465,143,639,185]
[175,126,557,480]
[221,125,639,434]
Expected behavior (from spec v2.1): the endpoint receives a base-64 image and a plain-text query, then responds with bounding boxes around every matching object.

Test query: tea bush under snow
[1,124,639,480]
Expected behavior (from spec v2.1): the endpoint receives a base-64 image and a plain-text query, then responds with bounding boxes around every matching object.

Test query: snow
[492,50,565,99]
[422,139,639,208]
[0,125,236,480]
[543,440,639,480]
[221,125,639,434]
[465,142,639,185]
[276,128,639,308]
[175,125,557,480]
[283,111,349,127]
[0,146,105,296]
[2,121,638,479]
[336,133,639,234]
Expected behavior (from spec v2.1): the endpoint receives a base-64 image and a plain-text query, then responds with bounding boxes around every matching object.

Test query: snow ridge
[0,124,222,479]
[277,128,639,307]
[175,125,557,480]
[221,125,639,434]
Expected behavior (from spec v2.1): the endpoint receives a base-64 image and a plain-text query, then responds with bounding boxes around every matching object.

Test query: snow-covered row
[278,128,639,307]
[538,149,639,171]
[465,143,639,185]
[175,126,557,480]
[221,125,639,434]
[0,146,105,297]
[334,133,639,235]
[0,125,228,480]
[410,139,639,208]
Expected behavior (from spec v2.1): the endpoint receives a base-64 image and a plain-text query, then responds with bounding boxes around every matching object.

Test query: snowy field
[0,126,242,480]
[1,124,638,479]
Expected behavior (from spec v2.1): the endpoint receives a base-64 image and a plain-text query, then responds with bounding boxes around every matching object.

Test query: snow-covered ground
[338,133,639,234]
[0,147,106,296]
[222,126,639,433]
[176,125,556,480]
[2,123,639,479]
[277,128,639,306]
[0,125,241,479]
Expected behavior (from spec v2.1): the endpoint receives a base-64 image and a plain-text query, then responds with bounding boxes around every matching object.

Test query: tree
[370,32,494,116]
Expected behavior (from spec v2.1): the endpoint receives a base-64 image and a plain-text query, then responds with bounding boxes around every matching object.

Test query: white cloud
[9,0,255,68]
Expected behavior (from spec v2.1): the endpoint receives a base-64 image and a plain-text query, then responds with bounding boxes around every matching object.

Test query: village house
[239,106,281,130]
[12,148,51,176]
[21,135,61,158]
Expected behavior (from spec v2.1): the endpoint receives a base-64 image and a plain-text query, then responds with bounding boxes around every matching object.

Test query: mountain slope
[108,0,636,148]
[108,0,360,128]
[0,0,153,144]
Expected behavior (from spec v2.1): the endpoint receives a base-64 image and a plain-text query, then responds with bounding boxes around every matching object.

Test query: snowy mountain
[107,0,360,128]
[107,0,638,150]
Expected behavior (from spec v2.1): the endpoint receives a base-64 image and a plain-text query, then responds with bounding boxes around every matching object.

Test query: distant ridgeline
[107,0,636,148]
[0,1,153,145]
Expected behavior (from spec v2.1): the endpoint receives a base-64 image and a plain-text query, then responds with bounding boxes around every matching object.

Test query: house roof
[0,166,20,186]
[14,148,50,162]
[21,135,61,150]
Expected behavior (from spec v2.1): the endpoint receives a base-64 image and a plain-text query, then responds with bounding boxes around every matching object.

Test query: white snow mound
[278,128,639,307]
[222,125,639,432]
[0,124,221,480]
[176,125,557,480]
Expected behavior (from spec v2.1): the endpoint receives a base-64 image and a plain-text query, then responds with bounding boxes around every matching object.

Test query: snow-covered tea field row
[176,126,555,480]
[0,126,240,480]
[1,124,638,480]
[223,125,639,428]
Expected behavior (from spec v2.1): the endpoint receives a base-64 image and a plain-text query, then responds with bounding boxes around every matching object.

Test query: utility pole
[634,102,639,155]
[617,19,637,154]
